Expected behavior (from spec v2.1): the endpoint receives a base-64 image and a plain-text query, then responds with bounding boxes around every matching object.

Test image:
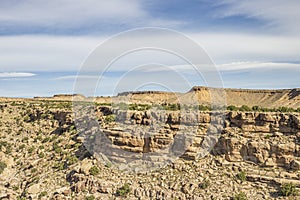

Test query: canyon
[0,87,299,199]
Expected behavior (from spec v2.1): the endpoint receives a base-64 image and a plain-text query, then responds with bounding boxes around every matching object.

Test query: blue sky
[0,0,300,97]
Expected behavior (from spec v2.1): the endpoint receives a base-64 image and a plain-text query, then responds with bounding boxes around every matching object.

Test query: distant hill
[1,86,299,108]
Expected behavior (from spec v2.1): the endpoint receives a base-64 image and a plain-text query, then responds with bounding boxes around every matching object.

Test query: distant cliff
[110,87,300,108]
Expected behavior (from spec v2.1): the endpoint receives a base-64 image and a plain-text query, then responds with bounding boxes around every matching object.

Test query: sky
[0,0,300,97]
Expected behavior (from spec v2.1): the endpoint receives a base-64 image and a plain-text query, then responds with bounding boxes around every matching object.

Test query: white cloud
[0,0,184,30]
[0,72,36,78]
[0,35,100,71]
[137,61,300,73]
[217,0,300,34]
[193,33,300,63]
[0,0,146,26]
[54,75,100,80]
[1,32,300,72]
[217,61,300,71]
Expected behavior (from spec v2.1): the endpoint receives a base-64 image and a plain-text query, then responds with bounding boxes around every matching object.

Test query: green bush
[66,155,78,165]
[252,105,260,111]
[42,137,50,143]
[53,162,65,170]
[38,191,47,198]
[129,103,151,111]
[0,161,7,174]
[227,105,239,111]
[233,192,247,200]
[277,106,294,113]
[199,105,211,111]
[53,143,62,154]
[0,141,12,154]
[199,179,210,189]
[105,114,115,123]
[280,183,298,196]
[264,134,272,139]
[240,105,251,111]
[28,146,35,154]
[116,183,131,197]
[38,152,45,158]
[89,166,100,176]
[85,195,95,200]
[31,168,37,173]
[237,171,247,182]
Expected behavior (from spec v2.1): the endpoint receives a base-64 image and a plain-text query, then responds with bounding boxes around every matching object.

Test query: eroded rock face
[214,112,300,169]
[94,109,300,170]
[1,100,300,199]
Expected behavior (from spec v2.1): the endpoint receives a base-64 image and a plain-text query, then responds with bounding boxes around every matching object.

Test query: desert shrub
[12,185,19,191]
[85,195,95,200]
[53,143,62,154]
[0,161,7,174]
[161,103,180,111]
[199,105,211,111]
[69,125,75,130]
[31,168,37,173]
[22,136,29,142]
[233,192,247,200]
[54,147,62,154]
[237,171,247,182]
[36,135,42,141]
[50,135,58,142]
[66,155,78,165]
[128,103,137,110]
[38,191,47,198]
[240,105,251,111]
[53,162,65,170]
[89,166,100,176]
[264,134,272,139]
[5,145,12,154]
[38,152,45,158]
[252,105,260,111]
[227,105,239,111]
[19,144,26,150]
[129,103,151,111]
[169,103,180,111]
[0,141,12,154]
[0,141,8,149]
[105,114,115,123]
[199,179,210,189]
[280,183,298,196]
[28,146,35,154]
[277,106,294,113]
[23,115,30,122]
[42,137,50,143]
[116,183,131,197]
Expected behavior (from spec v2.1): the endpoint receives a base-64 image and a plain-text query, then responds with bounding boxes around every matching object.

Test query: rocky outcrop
[93,109,300,170]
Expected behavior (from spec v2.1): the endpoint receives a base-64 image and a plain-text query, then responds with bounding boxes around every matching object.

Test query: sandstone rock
[290,160,300,171]
[27,183,40,194]
[79,159,93,175]
[76,136,84,143]
[98,182,113,193]
[265,158,276,167]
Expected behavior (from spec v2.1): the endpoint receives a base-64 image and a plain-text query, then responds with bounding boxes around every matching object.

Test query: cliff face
[94,108,300,171]
[104,87,300,108]
[1,100,300,199]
